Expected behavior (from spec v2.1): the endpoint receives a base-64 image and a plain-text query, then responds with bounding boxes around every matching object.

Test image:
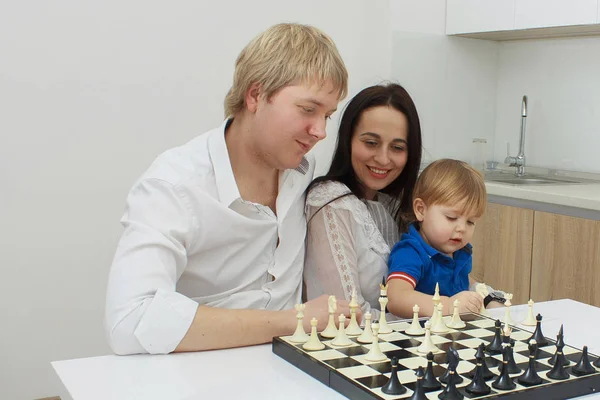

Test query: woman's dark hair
[308,83,422,232]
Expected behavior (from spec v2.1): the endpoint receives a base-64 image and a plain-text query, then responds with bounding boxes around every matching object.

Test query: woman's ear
[245,82,261,113]
[413,198,427,222]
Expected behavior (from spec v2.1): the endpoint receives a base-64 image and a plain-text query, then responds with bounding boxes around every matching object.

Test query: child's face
[414,199,479,257]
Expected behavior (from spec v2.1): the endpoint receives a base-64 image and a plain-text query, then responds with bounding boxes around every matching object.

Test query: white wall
[494,36,600,173]
[0,1,391,399]
[389,0,500,165]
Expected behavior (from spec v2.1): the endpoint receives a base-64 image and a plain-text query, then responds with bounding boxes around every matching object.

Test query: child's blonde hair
[224,23,348,118]
[413,159,487,217]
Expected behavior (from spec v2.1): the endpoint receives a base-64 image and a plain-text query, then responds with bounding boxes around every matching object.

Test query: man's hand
[302,295,361,331]
[450,291,483,314]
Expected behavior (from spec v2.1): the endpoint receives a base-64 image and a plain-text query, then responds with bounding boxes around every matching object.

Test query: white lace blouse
[304,180,400,320]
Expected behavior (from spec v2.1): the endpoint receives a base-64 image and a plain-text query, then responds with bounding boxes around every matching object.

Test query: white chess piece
[303,318,325,351]
[405,304,425,336]
[320,295,338,338]
[431,303,450,333]
[364,323,387,362]
[377,296,392,334]
[345,289,363,336]
[331,314,353,347]
[503,293,514,326]
[476,283,490,316]
[522,299,537,326]
[446,299,466,329]
[289,304,309,343]
[357,312,375,343]
[417,321,440,354]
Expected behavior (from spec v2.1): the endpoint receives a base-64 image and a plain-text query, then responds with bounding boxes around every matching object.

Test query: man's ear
[413,198,427,222]
[245,82,262,113]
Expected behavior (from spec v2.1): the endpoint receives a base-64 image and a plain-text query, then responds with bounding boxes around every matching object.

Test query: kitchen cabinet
[446,0,600,40]
[446,0,515,34]
[471,202,600,308]
[530,211,600,307]
[515,0,598,29]
[470,203,534,305]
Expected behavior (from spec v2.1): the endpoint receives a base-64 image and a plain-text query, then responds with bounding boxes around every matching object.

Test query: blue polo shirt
[387,223,472,296]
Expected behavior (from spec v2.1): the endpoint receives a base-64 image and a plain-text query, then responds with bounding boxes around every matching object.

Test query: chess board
[272,313,600,399]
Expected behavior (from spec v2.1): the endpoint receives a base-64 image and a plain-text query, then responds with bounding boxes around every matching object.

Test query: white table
[53,299,600,400]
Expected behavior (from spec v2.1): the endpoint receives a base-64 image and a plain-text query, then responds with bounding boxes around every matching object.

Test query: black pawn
[382,357,407,395]
[468,343,494,380]
[486,320,503,354]
[408,367,428,400]
[492,345,516,391]
[423,352,442,391]
[518,341,543,386]
[465,353,492,395]
[571,346,596,376]
[440,347,463,385]
[438,366,464,400]
[549,325,571,366]
[527,314,549,347]
[498,339,521,375]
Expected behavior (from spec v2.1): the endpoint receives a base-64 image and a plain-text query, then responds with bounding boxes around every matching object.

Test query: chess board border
[272,313,600,400]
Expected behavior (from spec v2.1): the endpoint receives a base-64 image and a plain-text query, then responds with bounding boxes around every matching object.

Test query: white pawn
[331,314,353,347]
[378,296,392,334]
[320,295,338,338]
[503,293,514,326]
[346,289,363,336]
[446,299,466,329]
[405,304,425,336]
[303,318,325,351]
[431,302,450,333]
[417,320,440,354]
[522,299,537,326]
[289,304,309,343]
[357,312,375,343]
[364,323,387,362]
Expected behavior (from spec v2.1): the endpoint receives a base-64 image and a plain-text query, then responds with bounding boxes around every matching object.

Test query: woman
[304,83,423,319]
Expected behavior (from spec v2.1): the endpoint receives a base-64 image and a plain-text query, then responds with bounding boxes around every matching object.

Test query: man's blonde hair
[413,159,487,217]
[224,23,348,117]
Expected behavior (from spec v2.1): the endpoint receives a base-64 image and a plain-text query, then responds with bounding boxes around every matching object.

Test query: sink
[485,173,586,185]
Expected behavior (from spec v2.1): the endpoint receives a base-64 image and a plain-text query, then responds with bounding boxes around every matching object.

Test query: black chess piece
[465,352,492,395]
[439,347,463,385]
[438,365,464,400]
[498,339,521,375]
[547,353,570,380]
[486,319,503,354]
[468,343,495,380]
[549,325,571,366]
[382,357,407,395]
[492,345,517,391]
[571,346,596,376]
[408,367,428,400]
[527,314,549,347]
[518,341,543,386]
[423,352,442,391]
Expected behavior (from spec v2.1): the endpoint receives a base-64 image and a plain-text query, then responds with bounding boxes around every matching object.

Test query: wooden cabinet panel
[531,211,600,306]
[471,203,534,305]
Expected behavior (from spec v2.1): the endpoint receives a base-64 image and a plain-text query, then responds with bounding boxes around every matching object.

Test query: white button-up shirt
[105,120,315,355]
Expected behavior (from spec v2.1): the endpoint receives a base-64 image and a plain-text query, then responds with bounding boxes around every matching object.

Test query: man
[105,23,352,355]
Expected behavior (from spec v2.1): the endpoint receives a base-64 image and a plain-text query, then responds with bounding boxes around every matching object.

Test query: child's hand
[450,291,483,314]
[485,301,505,309]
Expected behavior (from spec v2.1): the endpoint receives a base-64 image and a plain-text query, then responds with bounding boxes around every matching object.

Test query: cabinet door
[515,0,598,29]
[471,203,534,305]
[446,0,515,34]
[531,211,600,307]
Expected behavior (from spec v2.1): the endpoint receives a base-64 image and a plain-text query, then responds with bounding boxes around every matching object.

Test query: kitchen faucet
[505,95,528,177]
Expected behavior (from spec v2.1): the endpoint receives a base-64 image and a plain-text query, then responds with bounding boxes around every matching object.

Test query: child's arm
[387,279,484,318]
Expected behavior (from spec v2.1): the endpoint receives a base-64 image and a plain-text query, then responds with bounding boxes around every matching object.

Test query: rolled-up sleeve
[105,178,200,355]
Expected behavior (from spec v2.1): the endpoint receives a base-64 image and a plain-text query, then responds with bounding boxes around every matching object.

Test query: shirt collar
[408,223,472,260]
[208,119,240,207]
